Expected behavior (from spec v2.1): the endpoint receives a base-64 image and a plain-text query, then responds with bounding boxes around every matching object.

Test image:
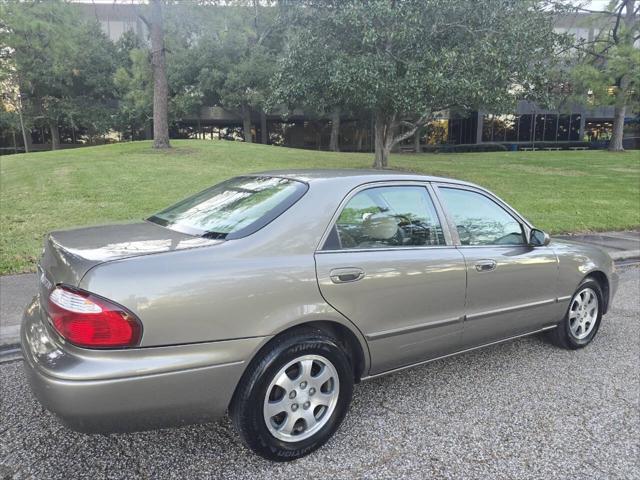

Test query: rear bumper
[21,297,268,433]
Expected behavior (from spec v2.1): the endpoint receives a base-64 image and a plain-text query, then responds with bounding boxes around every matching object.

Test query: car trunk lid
[38,221,221,289]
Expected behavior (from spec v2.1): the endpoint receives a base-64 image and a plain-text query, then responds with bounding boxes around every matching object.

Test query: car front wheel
[230,327,354,461]
[548,278,604,349]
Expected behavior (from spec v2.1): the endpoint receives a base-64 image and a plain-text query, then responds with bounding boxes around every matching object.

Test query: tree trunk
[260,110,268,144]
[49,121,60,150]
[414,127,421,153]
[329,108,340,152]
[150,0,170,149]
[242,105,253,143]
[373,112,394,169]
[608,75,628,152]
[12,129,18,154]
[372,112,429,168]
[17,101,30,153]
[356,128,363,151]
[24,129,33,152]
[609,104,626,152]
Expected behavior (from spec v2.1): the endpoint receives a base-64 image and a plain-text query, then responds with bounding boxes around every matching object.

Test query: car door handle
[329,267,365,284]
[475,260,497,272]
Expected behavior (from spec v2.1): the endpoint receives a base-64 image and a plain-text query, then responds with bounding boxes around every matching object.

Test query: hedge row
[420,141,592,153]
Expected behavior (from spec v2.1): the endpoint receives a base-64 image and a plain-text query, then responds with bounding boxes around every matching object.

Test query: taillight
[47,286,142,348]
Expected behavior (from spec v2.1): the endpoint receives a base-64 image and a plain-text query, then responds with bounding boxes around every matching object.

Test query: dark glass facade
[482,114,518,142]
[481,113,583,143]
[518,115,532,142]
[544,115,558,141]
[557,114,571,141]
[570,115,582,141]
[447,116,477,144]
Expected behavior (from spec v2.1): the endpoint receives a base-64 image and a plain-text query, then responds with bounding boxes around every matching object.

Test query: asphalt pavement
[0,274,33,347]
[1,266,638,480]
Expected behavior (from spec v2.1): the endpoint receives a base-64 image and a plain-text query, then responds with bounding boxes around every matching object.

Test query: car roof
[250,169,477,187]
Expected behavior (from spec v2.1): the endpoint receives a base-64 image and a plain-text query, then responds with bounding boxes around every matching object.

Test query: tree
[135,0,172,148]
[163,8,205,129]
[274,0,565,168]
[0,0,116,150]
[567,0,639,151]
[148,0,171,148]
[193,1,282,144]
[0,93,23,153]
[0,47,29,152]
[113,10,204,142]
[113,32,154,141]
[271,17,353,152]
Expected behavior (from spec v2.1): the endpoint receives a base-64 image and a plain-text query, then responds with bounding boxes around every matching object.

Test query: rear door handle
[475,260,497,272]
[329,267,365,284]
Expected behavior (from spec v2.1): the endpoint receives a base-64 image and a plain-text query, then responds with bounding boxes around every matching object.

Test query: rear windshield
[148,176,308,239]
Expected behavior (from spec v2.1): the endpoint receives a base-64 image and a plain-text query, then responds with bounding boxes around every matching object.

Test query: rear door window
[325,185,446,250]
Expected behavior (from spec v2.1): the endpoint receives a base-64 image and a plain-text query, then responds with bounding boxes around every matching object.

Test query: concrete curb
[609,250,640,261]
[0,343,22,363]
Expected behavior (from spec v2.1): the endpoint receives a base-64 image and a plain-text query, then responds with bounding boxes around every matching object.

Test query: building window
[584,120,613,142]
[569,114,581,141]
[518,114,532,142]
[493,116,505,142]
[544,114,558,141]
[482,114,516,143]
[482,115,493,142]
[448,119,460,144]
[557,115,571,141]
[534,114,545,142]
[504,115,518,141]
[448,115,477,144]
[481,112,582,144]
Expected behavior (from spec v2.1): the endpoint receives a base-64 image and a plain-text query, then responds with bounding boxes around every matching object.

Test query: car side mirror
[529,228,550,247]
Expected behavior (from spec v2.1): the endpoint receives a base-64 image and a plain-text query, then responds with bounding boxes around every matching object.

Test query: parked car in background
[22,170,617,461]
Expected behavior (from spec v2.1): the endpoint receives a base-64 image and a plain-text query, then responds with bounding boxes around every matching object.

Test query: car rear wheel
[230,327,354,461]
[547,278,603,349]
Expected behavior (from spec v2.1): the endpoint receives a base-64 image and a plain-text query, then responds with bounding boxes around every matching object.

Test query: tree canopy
[1,0,631,161]
[565,0,638,151]
[186,1,284,143]
[0,0,116,149]
[273,0,566,167]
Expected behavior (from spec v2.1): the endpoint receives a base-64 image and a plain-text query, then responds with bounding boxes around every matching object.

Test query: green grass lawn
[1,140,639,275]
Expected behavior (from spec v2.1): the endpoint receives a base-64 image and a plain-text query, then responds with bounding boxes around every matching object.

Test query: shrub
[435,143,508,153]
[516,141,591,150]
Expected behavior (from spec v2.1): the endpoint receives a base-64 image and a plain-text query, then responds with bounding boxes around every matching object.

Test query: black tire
[229,327,354,461]
[547,278,604,349]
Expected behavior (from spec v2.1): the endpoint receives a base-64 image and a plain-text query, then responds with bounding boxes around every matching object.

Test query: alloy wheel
[263,354,340,442]
[568,287,599,340]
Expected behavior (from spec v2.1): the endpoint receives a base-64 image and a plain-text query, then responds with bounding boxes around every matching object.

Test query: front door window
[438,188,525,246]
